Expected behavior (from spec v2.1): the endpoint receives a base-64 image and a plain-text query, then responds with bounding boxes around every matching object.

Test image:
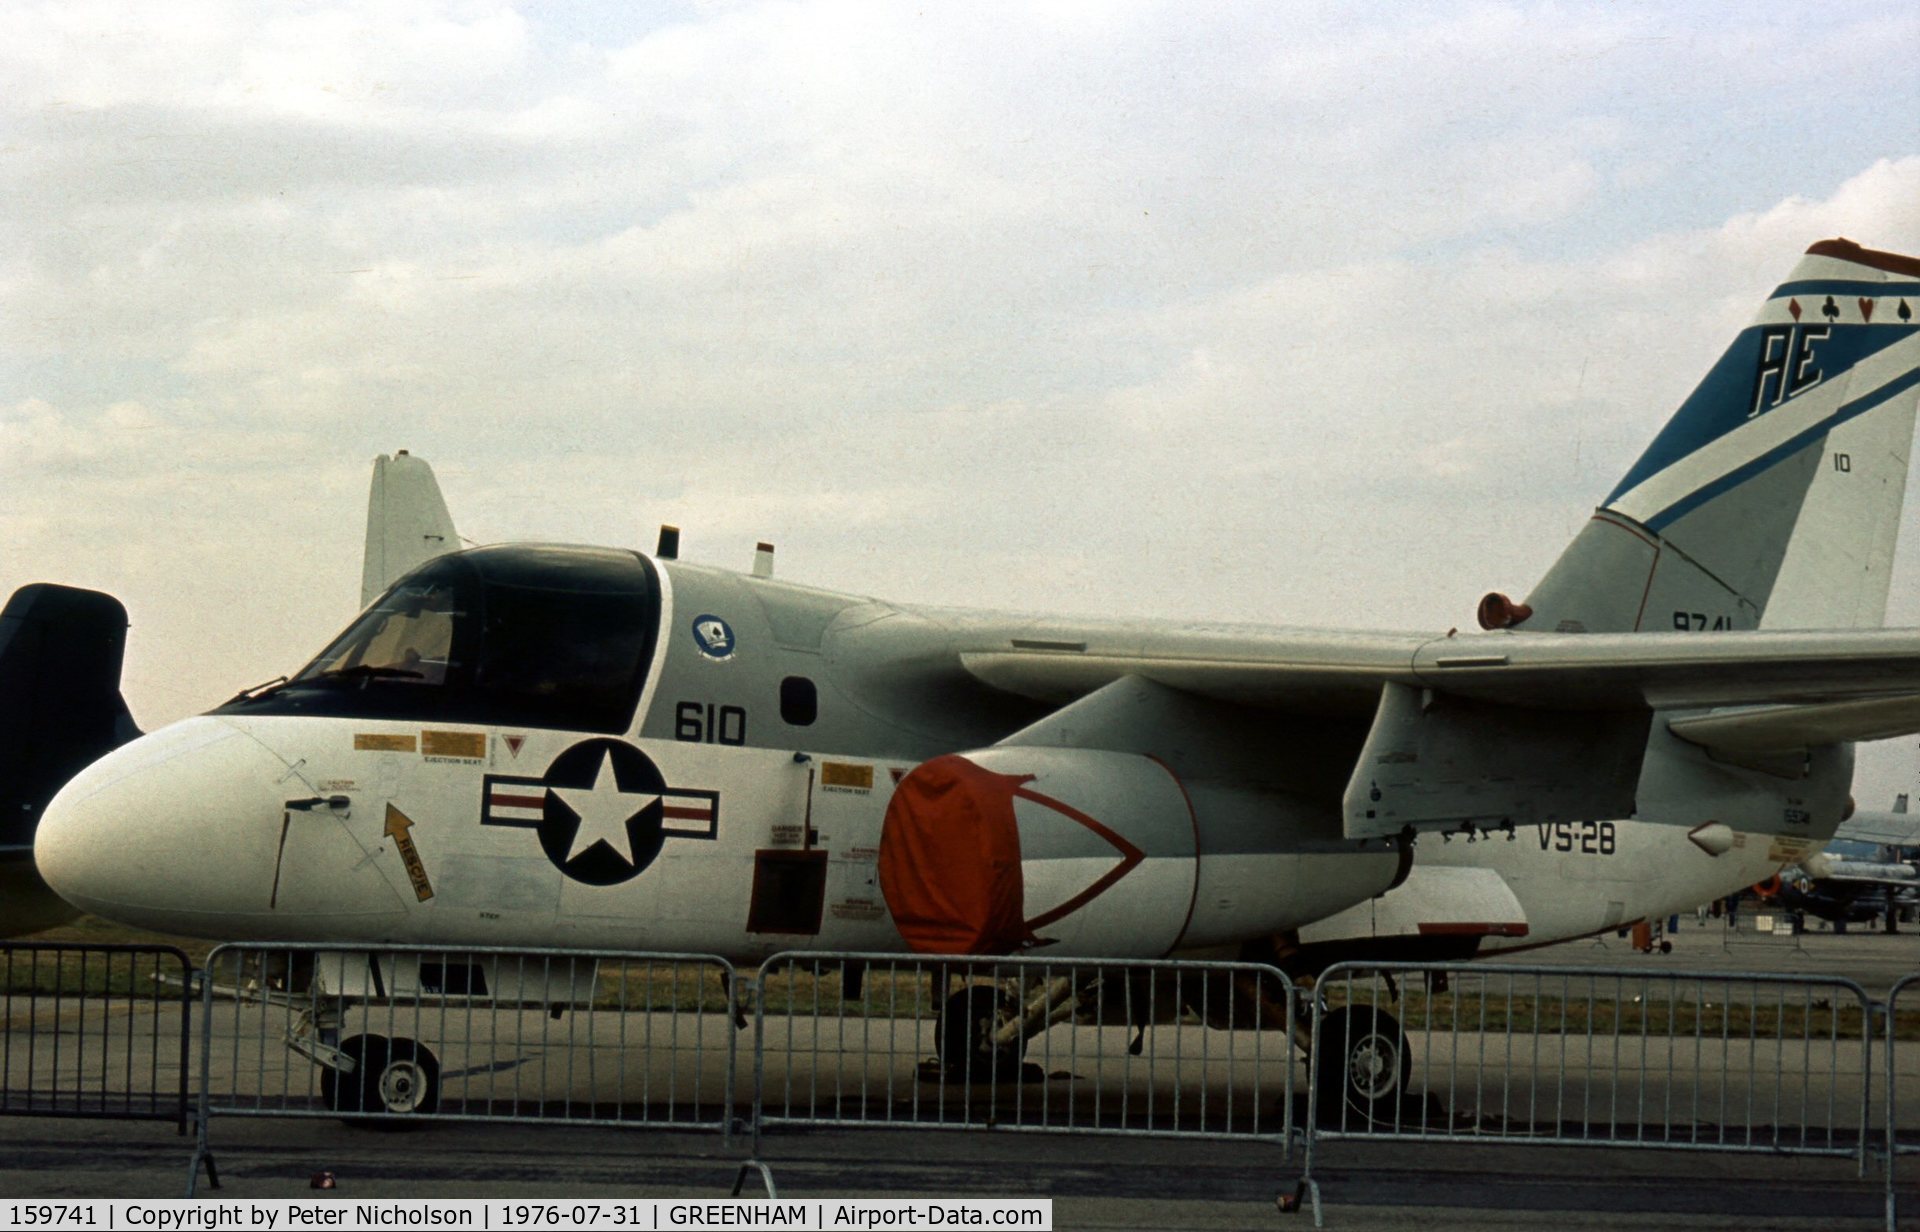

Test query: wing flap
[1410,630,1920,709]
[1667,694,1920,756]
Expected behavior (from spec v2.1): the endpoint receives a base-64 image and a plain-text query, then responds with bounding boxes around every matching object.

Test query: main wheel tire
[934,985,1025,1082]
[1314,1005,1409,1124]
[322,1034,440,1116]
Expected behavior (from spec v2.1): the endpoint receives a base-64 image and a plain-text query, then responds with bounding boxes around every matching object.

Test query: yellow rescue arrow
[383,803,435,902]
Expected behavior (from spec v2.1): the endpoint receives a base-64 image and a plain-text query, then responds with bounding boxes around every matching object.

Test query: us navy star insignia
[480,738,721,887]
[551,750,659,863]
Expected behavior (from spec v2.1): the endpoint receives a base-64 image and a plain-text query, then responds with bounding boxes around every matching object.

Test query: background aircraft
[1832,790,1918,848]
[0,585,139,936]
[29,238,1920,1116]
[1763,792,1919,930]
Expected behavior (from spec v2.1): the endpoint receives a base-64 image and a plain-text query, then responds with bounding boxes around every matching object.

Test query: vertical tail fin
[361,451,459,608]
[1520,239,1920,634]
[0,583,139,935]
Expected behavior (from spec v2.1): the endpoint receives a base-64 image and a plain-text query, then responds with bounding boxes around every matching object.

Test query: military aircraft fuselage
[36,543,1835,965]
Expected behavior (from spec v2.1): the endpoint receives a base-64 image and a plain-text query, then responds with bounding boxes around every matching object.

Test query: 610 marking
[675,701,747,746]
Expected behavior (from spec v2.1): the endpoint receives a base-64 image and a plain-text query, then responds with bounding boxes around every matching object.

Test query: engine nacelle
[876,747,1396,957]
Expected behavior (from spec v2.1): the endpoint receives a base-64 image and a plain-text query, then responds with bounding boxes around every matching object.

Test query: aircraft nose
[36,717,292,933]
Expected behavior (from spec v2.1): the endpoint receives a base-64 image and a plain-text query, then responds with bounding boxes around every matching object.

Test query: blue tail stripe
[1773,279,1920,299]
[1641,365,1920,533]
[1606,325,1915,505]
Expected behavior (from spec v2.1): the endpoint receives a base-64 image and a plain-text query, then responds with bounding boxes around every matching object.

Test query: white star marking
[550,751,659,864]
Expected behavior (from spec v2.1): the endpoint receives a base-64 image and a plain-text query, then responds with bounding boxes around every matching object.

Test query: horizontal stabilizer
[1667,694,1920,756]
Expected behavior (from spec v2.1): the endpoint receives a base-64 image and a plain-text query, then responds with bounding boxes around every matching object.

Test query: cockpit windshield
[217,546,660,733]
[306,577,458,686]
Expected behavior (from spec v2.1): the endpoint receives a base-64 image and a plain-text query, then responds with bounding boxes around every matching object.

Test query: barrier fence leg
[184,1081,219,1195]
[1887,998,1898,1232]
[1289,993,1325,1227]
[185,1141,219,1198]
[731,1160,777,1199]
[184,966,219,1197]
[1864,1001,1877,1181]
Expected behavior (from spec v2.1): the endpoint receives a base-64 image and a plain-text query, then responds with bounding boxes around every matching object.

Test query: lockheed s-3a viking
[33,239,1920,1116]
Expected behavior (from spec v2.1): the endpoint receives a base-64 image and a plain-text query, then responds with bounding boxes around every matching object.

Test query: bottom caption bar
[8,1201,1054,1231]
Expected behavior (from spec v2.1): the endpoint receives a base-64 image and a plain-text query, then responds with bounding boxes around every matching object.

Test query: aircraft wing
[947,622,1920,839]
[955,627,1419,713]
[958,625,1920,716]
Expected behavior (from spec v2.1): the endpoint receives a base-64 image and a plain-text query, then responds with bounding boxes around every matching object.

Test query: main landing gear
[315,1032,442,1117]
[1312,1003,1410,1123]
[935,985,1030,1082]
[927,966,1417,1126]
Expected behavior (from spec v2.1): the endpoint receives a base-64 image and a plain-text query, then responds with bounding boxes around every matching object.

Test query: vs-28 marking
[1536,820,1617,855]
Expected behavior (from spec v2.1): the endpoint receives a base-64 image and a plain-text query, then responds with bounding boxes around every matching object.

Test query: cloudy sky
[3,2,1917,800]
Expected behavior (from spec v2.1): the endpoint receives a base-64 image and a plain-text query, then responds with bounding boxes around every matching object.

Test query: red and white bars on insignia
[485,780,547,824]
[660,790,719,839]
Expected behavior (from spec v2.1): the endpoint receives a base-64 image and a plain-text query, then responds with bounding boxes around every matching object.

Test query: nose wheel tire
[1314,1005,1409,1124]
[935,985,1026,1082]
[323,1034,440,1116]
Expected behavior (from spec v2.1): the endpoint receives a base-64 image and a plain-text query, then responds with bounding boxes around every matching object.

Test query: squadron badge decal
[691,614,736,660]
[481,739,719,886]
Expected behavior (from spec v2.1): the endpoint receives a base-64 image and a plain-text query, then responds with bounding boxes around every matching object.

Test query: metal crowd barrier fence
[1884,973,1920,1232]
[1297,960,1877,1227]
[9,937,1904,1214]
[743,951,1297,1194]
[0,943,195,1130]
[189,943,741,1194]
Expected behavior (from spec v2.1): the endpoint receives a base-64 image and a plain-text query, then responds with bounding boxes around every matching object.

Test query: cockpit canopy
[216,545,660,733]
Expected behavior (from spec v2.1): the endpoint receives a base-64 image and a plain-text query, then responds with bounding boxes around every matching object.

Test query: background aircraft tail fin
[1515,239,1920,634]
[0,584,139,858]
[361,451,459,608]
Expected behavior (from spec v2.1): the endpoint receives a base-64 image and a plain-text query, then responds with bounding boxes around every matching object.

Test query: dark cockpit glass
[215,546,660,734]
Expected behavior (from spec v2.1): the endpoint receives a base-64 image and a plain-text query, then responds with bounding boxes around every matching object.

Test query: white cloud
[1,1,1916,819]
